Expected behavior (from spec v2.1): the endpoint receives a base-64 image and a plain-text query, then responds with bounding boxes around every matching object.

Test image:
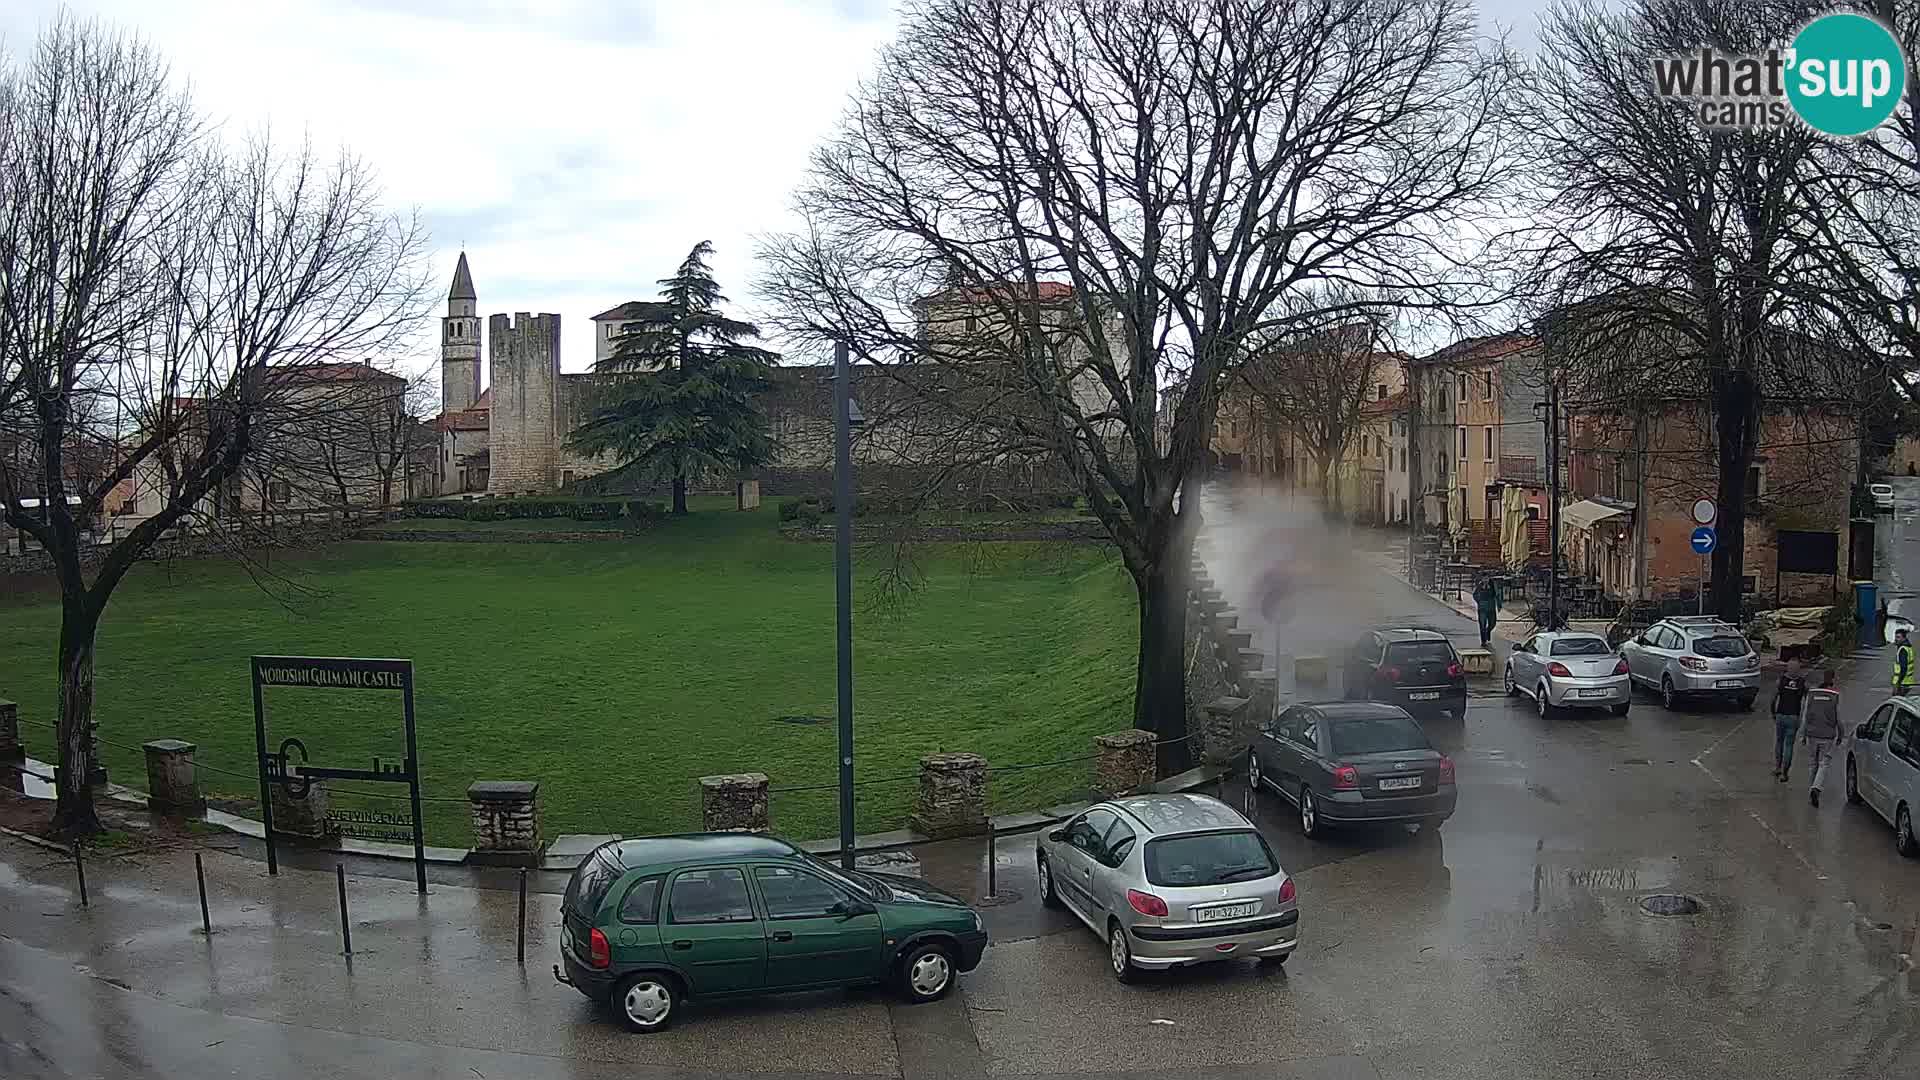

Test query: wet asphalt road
[5,494,1920,1079]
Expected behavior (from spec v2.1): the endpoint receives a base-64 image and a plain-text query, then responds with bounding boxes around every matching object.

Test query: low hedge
[399,497,666,524]
[777,490,1079,520]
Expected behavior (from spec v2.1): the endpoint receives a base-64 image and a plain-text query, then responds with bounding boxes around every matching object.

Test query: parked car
[1871,482,1896,512]
[1247,701,1457,837]
[1619,616,1760,711]
[1340,628,1468,718]
[556,833,987,1032]
[1847,697,1920,856]
[1035,794,1298,981]
[1504,631,1630,717]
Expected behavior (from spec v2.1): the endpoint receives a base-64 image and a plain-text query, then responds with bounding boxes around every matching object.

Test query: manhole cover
[772,715,828,725]
[1639,893,1703,917]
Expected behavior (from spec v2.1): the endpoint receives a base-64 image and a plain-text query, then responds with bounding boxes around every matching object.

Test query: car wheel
[1899,806,1919,860]
[1108,922,1138,983]
[1037,854,1063,909]
[1536,683,1554,719]
[1846,757,1863,805]
[1299,788,1321,839]
[1504,664,1518,697]
[1661,675,1678,711]
[1610,702,1629,717]
[1247,750,1263,794]
[613,973,680,1034]
[898,942,956,1003]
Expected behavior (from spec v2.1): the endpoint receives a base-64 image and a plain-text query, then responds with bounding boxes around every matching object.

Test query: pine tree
[569,242,778,514]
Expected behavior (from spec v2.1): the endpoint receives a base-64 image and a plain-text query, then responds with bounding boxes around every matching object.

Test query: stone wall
[467,781,542,866]
[488,313,562,494]
[3,512,381,584]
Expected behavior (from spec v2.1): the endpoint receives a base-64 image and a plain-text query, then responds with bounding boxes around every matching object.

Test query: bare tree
[760,0,1517,772]
[0,17,431,835]
[1235,318,1393,499]
[1518,0,1860,621]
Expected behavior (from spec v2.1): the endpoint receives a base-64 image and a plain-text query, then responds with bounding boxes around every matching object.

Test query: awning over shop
[1559,499,1633,533]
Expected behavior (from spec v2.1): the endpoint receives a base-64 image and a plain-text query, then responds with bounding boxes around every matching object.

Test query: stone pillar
[736,479,762,510]
[909,752,988,839]
[0,701,20,794]
[468,781,542,866]
[699,772,770,833]
[1200,697,1252,767]
[269,781,336,843]
[142,739,204,816]
[1093,730,1157,797]
[1245,672,1279,728]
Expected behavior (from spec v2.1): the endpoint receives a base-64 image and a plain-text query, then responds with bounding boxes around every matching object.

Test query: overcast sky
[4,0,1550,390]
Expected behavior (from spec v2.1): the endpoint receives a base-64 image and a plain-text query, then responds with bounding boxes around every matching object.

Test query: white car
[1847,697,1920,855]
[1505,631,1630,717]
[1872,482,1895,512]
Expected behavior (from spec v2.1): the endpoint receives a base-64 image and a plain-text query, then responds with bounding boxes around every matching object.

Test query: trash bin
[1856,580,1879,626]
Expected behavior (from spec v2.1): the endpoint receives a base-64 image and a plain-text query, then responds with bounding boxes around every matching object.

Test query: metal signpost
[1691,500,1717,615]
[252,656,427,893]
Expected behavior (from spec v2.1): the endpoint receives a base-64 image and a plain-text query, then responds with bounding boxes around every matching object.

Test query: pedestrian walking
[1894,628,1915,696]
[1473,575,1502,649]
[1802,670,1841,807]
[1771,659,1808,783]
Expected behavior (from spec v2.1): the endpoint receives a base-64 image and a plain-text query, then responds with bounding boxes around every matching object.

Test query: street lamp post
[832,341,857,870]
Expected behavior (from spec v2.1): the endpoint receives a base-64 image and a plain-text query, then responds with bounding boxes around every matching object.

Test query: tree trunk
[1711,373,1758,622]
[52,600,103,837]
[1131,550,1191,777]
[671,474,689,515]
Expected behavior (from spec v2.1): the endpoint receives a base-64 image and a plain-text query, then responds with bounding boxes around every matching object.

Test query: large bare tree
[760,0,1517,772]
[1518,0,1855,621]
[0,17,431,835]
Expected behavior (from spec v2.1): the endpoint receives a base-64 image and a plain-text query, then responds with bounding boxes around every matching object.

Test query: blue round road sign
[1690,526,1716,555]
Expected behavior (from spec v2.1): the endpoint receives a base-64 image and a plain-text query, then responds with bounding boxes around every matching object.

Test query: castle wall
[487,313,562,494]
[556,373,617,486]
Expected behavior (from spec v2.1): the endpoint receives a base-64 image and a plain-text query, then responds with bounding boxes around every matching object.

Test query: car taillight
[1679,656,1709,672]
[1613,658,1629,675]
[1380,666,1402,683]
[1438,755,1455,783]
[1547,662,1571,677]
[1126,889,1168,917]
[1278,877,1297,904]
[1446,662,1462,678]
[588,927,611,969]
[1331,764,1359,790]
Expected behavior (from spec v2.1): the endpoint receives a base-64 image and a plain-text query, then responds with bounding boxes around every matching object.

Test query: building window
[1458,426,1467,458]
[1483,372,1494,400]
[964,313,977,334]
[1483,426,1493,461]
[1747,463,1767,499]
[1456,374,1467,401]
[1377,384,1388,400]
[268,480,291,504]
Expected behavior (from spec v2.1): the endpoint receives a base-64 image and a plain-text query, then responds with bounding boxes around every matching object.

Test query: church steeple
[441,253,481,413]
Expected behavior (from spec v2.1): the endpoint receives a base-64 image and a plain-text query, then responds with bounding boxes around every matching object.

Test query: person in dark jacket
[1771,659,1808,783]
[1801,669,1841,807]
[1473,576,1502,648]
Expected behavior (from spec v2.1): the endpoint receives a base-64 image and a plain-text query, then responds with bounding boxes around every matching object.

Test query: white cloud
[2,0,899,383]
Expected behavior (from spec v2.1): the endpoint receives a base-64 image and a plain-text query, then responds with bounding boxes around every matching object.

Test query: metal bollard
[986,825,997,899]
[73,842,88,908]
[517,868,527,964]
[194,852,211,936]
[335,864,352,957]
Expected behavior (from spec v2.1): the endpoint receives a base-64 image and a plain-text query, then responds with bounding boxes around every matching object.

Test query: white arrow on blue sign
[1690,525,1716,555]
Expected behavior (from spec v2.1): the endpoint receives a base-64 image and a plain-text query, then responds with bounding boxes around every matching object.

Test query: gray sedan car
[1847,696,1920,856]
[1248,701,1456,836]
[1504,631,1630,717]
[1036,794,1299,981]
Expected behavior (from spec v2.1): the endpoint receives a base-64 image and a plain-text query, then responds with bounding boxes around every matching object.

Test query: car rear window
[1386,641,1453,664]
[1328,715,1430,755]
[1142,830,1278,887]
[1550,637,1610,657]
[1693,635,1751,658]
[563,853,622,920]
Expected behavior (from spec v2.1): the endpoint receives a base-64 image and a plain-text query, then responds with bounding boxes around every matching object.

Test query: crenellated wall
[488,313,562,494]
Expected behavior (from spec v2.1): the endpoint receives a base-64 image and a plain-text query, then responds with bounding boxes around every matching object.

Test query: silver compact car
[1036,794,1298,981]
[1847,697,1920,856]
[1620,616,1760,711]
[1504,631,1630,717]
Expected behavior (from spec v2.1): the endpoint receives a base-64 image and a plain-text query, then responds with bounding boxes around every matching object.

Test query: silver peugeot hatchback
[1035,793,1298,981]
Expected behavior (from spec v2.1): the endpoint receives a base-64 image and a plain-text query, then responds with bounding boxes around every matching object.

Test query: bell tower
[441,252,481,414]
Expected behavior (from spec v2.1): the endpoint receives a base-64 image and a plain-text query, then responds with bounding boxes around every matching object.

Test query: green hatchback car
[555,833,988,1032]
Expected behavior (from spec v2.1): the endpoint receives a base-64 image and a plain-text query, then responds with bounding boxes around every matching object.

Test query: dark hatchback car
[1342,628,1468,718]
[1246,701,1457,837]
[556,833,987,1032]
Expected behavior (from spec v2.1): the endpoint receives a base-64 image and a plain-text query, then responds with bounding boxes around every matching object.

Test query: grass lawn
[0,496,1138,845]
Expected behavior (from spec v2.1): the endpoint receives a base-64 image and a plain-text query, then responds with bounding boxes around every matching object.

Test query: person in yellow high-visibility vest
[1895,628,1915,695]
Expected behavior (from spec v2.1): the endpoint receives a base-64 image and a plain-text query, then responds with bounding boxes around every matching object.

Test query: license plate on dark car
[1378,776,1420,791]
[1408,691,1440,700]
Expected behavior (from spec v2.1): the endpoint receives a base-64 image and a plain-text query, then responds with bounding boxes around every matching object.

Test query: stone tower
[487,312,562,493]
[441,252,481,414]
